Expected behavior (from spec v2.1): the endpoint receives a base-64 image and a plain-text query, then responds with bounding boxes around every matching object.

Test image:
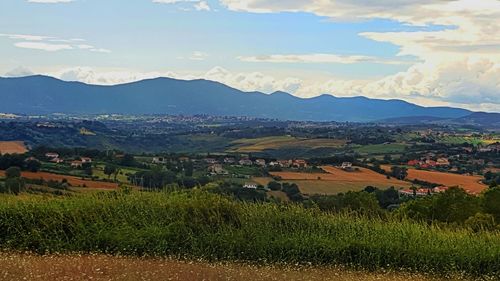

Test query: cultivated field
[381,165,488,194]
[0,171,118,189]
[353,143,407,155]
[229,136,346,152]
[0,141,28,155]
[0,253,460,281]
[407,169,487,194]
[267,166,412,195]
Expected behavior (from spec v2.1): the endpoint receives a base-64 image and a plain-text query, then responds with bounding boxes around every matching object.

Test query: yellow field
[229,136,346,152]
[0,253,450,281]
[0,141,28,155]
[260,166,412,195]
[382,165,488,194]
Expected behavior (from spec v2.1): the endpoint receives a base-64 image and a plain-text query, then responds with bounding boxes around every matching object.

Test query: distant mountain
[451,112,500,127]
[0,75,472,122]
[379,112,500,128]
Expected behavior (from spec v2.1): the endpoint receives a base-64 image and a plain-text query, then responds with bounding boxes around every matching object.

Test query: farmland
[229,136,346,153]
[0,253,463,281]
[406,169,487,194]
[381,165,488,194]
[0,141,28,155]
[353,143,407,155]
[0,171,118,189]
[267,166,412,195]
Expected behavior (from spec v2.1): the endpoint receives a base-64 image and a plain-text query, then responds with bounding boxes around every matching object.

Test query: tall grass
[0,191,499,278]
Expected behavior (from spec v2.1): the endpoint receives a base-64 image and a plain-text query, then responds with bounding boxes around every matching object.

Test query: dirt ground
[0,253,463,281]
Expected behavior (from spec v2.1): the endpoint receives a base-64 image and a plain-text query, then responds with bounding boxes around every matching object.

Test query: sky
[0,0,499,112]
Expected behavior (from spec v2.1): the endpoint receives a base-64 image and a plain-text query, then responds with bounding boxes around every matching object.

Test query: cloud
[188,51,208,60]
[27,0,74,3]
[0,33,110,53]
[238,53,414,65]
[194,1,211,11]
[3,66,34,77]
[154,0,211,11]
[218,0,500,111]
[14,42,73,51]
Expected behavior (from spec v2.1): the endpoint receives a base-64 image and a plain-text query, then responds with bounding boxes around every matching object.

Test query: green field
[92,164,145,183]
[1,191,497,278]
[354,143,407,154]
[229,136,346,153]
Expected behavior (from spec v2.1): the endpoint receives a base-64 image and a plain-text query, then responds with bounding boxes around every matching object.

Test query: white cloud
[188,51,208,60]
[0,33,110,53]
[238,53,413,65]
[218,0,500,111]
[3,66,34,77]
[194,1,211,11]
[14,42,73,52]
[27,0,74,3]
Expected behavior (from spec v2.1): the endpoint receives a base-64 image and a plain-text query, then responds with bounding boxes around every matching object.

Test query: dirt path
[0,253,462,281]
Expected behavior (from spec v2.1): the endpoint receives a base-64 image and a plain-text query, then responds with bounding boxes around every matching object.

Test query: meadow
[353,143,407,155]
[0,191,498,279]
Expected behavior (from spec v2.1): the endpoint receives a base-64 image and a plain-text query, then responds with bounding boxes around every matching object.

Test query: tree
[4,178,25,195]
[267,181,282,191]
[25,160,41,172]
[391,166,408,180]
[5,166,21,179]
[483,187,500,221]
[104,164,117,179]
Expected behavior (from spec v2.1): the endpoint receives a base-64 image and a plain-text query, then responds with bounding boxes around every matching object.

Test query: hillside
[0,75,471,122]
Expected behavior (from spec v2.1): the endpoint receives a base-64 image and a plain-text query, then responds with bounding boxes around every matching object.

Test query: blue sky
[0,0,499,111]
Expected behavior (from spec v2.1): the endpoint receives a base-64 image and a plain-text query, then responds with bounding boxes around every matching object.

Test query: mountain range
[0,75,484,123]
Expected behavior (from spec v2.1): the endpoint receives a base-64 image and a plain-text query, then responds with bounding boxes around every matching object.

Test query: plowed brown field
[268,166,412,195]
[0,141,28,155]
[0,171,118,189]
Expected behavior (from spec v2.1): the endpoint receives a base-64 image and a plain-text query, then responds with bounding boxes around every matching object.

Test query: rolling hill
[0,75,472,122]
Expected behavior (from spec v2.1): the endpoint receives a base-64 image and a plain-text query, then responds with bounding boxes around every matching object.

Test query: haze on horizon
[0,0,499,112]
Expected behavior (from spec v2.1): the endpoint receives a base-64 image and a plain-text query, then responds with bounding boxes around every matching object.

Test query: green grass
[354,143,407,155]
[0,191,498,278]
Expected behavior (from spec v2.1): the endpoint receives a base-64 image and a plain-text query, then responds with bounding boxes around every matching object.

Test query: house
[24,157,40,162]
[45,152,59,159]
[255,159,266,167]
[341,162,353,169]
[471,159,485,165]
[268,161,279,167]
[223,157,236,164]
[243,183,258,189]
[278,160,292,168]
[436,158,450,166]
[152,157,167,164]
[50,158,64,164]
[432,186,449,193]
[425,159,437,167]
[81,157,92,164]
[407,160,420,166]
[292,159,307,169]
[178,157,190,162]
[204,158,218,164]
[208,164,227,175]
[399,188,431,197]
[239,159,253,166]
[71,160,83,168]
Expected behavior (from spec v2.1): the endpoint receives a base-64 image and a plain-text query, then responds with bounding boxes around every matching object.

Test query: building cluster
[44,152,92,168]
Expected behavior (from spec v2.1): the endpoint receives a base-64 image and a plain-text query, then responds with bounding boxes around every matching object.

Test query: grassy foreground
[0,191,499,278]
